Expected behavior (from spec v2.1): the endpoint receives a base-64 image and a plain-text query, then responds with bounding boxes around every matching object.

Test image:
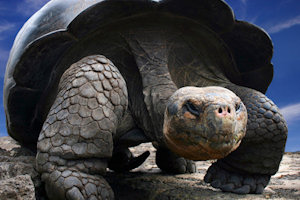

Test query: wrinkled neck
[125,29,178,145]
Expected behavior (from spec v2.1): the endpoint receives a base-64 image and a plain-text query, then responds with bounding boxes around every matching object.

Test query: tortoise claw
[124,151,150,171]
[108,148,150,172]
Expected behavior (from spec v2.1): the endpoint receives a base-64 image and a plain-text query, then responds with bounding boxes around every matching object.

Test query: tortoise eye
[235,102,242,112]
[185,101,200,116]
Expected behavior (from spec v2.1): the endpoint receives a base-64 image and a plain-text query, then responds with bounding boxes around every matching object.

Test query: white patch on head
[175,86,239,103]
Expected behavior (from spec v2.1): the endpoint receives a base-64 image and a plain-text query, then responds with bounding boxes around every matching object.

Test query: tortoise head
[163,86,247,161]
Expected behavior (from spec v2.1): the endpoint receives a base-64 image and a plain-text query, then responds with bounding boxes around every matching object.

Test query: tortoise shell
[3,0,273,147]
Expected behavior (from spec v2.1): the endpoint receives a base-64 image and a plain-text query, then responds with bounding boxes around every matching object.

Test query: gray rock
[0,159,38,180]
[0,137,44,199]
[0,175,36,200]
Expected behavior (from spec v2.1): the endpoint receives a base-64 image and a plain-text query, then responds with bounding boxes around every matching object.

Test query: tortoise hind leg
[36,55,128,199]
[156,147,197,174]
[204,85,287,194]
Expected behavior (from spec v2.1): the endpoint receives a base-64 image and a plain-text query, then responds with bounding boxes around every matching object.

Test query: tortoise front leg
[36,55,128,199]
[204,85,287,194]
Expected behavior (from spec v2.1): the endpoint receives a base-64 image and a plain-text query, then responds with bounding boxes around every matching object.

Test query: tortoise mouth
[199,132,243,147]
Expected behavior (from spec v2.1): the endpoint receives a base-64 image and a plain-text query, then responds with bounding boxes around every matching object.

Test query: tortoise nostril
[218,107,222,114]
[216,106,232,116]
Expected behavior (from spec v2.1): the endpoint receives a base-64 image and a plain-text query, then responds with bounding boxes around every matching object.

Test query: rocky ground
[0,136,299,200]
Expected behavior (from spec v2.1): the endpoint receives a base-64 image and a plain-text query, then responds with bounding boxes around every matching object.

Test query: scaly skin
[36,55,128,200]
[204,85,288,194]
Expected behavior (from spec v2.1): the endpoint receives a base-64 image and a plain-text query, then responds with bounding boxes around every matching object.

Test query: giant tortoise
[4,0,287,199]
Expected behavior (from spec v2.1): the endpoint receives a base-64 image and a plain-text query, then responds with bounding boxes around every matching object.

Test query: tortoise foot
[204,162,270,194]
[156,148,196,174]
[42,169,114,200]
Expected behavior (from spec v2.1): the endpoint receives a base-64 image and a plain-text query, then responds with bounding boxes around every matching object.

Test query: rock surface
[0,175,36,200]
[0,137,45,200]
[0,136,299,200]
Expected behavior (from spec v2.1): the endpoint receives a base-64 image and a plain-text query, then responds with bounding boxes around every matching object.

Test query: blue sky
[0,0,299,152]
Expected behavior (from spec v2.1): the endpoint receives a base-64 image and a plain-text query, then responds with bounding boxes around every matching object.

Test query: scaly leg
[36,55,128,200]
[205,85,287,194]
